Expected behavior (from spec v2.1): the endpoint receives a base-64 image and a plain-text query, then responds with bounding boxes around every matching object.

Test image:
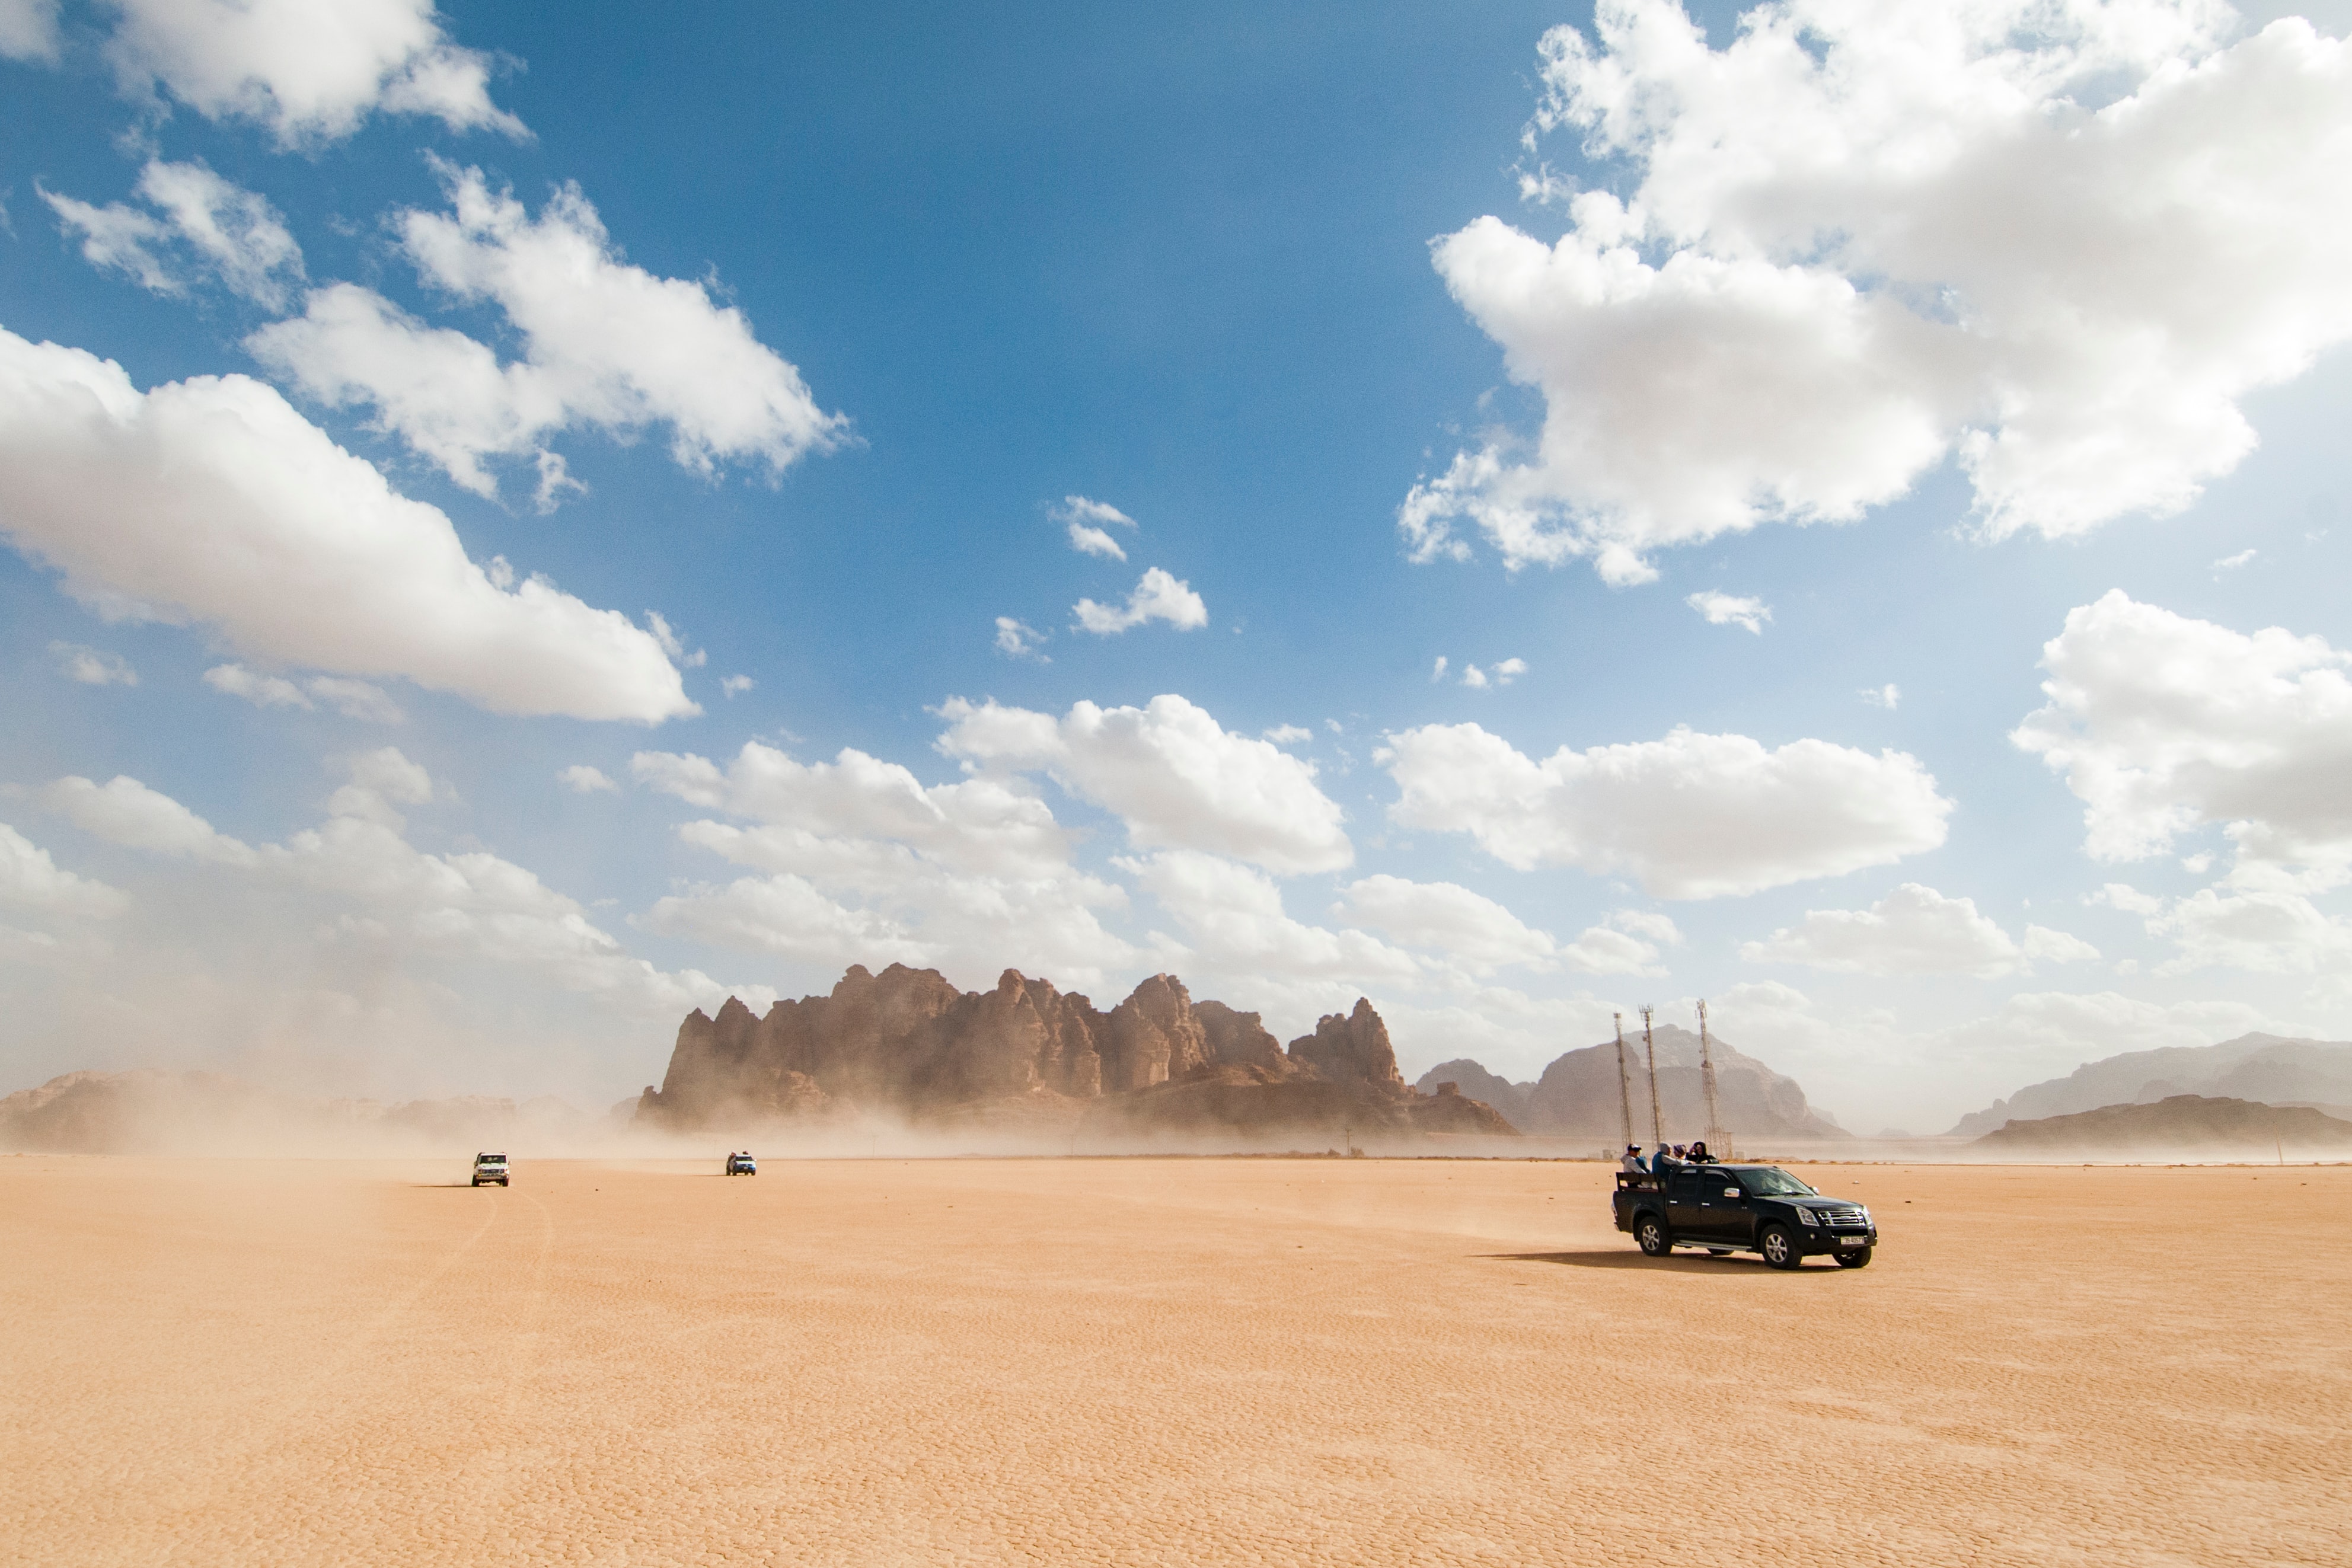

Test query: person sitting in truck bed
[1686,1141,1715,1164]
[1620,1144,1646,1174]
[1651,1142,1678,1176]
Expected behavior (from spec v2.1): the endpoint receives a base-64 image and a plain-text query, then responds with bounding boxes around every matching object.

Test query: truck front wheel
[1834,1246,1872,1268]
[1759,1224,1802,1270]
[1635,1215,1671,1257]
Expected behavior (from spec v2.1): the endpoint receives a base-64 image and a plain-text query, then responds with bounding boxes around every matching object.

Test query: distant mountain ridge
[1973,1094,2352,1152]
[1413,1023,1847,1141]
[1949,1034,2352,1136]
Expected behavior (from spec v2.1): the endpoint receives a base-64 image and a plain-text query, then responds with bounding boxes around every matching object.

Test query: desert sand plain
[2,1154,2344,1567]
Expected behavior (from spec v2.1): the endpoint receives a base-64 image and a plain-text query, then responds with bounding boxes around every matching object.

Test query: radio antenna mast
[1698,998,1725,1157]
[1641,1005,1663,1145]
[1613,1011,1635,1154]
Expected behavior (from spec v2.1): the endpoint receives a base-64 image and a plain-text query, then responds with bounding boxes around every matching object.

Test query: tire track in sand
[148,1187,506,1568]
[461,1188,559,1528]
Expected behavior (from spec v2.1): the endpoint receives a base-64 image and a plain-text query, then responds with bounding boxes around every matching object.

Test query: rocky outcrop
[1286,999,1407,1091]
[1414,1059,1533,1120]
[637,966,1520,1138]
[642,965,1108,1127]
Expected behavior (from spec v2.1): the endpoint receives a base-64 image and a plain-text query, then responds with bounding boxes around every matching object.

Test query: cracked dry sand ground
[2,1158,2345,1566]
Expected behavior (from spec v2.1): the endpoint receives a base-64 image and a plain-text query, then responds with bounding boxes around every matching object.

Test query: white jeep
[471,1152,509,1187]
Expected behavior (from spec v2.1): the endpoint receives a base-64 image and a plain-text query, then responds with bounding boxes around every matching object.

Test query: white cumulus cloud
[1054,496,1139,559]
[633,739,1135,983]
[0,820,127,918]
[1123,848,1419,986]
[204,663,405,723]
[2149,885,2352,975]
[44,159,305,309]
[1332,873,1558,975]
[1558,909,1685,976]
[0,326,694,723]
[558,765,618,795]
[99,0,525,145]
[1458,657,1528,690]
[56,765,754,1016]
[2014,590,2352,880]
[994,617,1049,662]
[248,164,845,503]
[1380,721,1950,898]
[42,775,258,867]
[1687,590,1770,634]
[1403,2,2352,580]
[48,641,137,686]
[1741,882,2098,976]
[1071,566,1208,635]
[1066,523,1127,560]
[0,0,59,63]
[937,694,1352,875]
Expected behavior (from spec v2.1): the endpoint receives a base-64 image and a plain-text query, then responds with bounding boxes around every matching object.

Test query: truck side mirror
[1723,1187,1743,1199]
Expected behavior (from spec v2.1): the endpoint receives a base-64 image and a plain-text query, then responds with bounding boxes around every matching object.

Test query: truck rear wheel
[1834,1246,1872,1268]
[1635,1215,1671,1257]
[1759,1224,1802,1270]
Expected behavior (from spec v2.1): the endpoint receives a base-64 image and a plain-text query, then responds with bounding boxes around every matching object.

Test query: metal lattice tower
[1612,1011,1635,1154]
[1641,1005,1663,1145]
[1697,998,1725,1157]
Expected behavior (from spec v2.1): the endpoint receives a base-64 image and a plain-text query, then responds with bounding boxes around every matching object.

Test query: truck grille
[1822,1206,1867,1227]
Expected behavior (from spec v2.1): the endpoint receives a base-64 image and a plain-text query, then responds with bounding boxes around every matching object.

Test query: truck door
[1697,1173,1754,1244]
[1665,1169,1707,1236]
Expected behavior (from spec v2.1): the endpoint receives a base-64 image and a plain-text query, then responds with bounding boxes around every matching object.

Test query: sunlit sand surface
[3,1156,2343,1566]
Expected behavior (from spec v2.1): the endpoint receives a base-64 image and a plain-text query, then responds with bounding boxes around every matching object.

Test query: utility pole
[1641,1005,1663,1145]
[1698,998,1725,1157]
[1613,1011,1635,1156]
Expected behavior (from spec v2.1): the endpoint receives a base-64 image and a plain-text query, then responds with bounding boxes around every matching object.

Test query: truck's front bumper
[1802,1227,1878,1255]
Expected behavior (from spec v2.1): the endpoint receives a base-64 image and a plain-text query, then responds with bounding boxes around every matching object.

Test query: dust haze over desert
[7,0,2352,1562]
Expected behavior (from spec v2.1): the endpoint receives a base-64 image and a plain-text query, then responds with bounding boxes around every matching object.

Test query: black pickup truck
[1614,1163,1877,1268]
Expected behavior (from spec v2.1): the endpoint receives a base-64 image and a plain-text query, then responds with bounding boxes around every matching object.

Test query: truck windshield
[1737,1168,1815,1196]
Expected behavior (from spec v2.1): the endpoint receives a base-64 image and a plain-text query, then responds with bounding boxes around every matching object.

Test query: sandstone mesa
[636,963,1518,1139]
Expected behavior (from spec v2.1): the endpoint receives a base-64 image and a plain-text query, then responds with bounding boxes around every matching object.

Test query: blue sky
[5,0,2352,1132]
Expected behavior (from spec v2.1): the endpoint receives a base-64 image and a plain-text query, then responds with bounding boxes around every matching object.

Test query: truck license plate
[1837,1235,1865,1246]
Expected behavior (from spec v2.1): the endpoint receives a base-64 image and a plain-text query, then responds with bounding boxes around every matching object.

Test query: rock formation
[1949,1033,2352,1136]
[1409,1023,1846,1141]
[1972,1094,2352,1152]
[1415,1059,1533,1122]
[636,965,1517,1139]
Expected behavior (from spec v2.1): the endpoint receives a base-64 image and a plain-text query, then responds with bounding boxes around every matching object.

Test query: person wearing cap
[1620,1143,1646,1174]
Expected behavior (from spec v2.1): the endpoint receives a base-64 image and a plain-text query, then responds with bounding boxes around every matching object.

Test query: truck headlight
[1798,1208,1818,1227]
